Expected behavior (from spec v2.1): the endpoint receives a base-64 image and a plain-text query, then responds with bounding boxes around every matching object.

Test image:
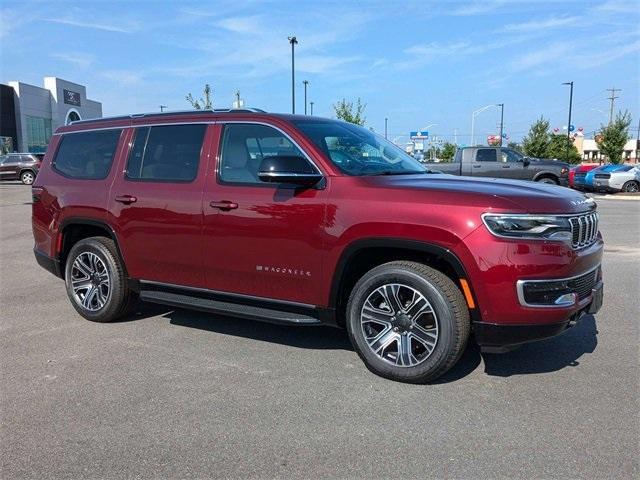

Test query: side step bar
[139,290,322,325]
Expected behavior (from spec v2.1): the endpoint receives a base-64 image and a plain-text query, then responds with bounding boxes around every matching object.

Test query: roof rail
[69,108,267,125]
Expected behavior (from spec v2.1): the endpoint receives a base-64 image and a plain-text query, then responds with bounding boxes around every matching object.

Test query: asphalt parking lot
[1,182,638,479]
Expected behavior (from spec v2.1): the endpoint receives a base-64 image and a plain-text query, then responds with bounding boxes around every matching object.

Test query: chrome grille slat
[569,212,598,249]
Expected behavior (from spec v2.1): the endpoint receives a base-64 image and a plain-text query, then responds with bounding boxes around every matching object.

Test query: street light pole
[302,80,309,115]
[310,102,314,116]
[159,105,167,112]
[288,36,298,114]
[562,81,574,162]
[497,103,504,146]
[470,105,497,146]
[385,118,388,139]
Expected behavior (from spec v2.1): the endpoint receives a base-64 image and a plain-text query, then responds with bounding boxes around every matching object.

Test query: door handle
[210,200,238,211]
[115,195,137,204]
[502,165,511,168]
[472,165,481,168]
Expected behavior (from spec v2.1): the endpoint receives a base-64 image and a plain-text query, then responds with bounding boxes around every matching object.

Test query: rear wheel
[64,236,137,322]
[622,180,639,193]
[346,261,470,383]
[20,170,35,185]
[536,176,558,185]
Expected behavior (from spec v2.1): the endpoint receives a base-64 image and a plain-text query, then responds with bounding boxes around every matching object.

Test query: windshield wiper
[367,170,427,176]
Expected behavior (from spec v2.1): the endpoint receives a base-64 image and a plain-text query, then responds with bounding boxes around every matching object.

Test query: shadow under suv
[32,110,604,383]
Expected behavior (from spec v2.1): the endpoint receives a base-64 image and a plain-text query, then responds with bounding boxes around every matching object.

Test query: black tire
[536,176,558,185]
[622,180,639,193]
[20,170,35,185]
[64,236,137,322]
[346,261,470,383]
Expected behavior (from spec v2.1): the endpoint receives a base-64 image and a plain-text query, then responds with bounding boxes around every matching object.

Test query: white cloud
[509,43,571,71]
[51,52,95,69]
[44,16,139,33]
[451,0,506,16]
[502,15,581,33]
[215,15,263,34]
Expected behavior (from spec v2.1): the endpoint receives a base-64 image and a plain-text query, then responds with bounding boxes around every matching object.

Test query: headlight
[482,214,572,242]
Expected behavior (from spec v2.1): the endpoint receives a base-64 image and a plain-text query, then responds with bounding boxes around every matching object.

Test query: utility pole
[562,81,574,162]
[310,102,314,116]
[497,103,504,146]
[288,36,298,114]
[159,105,167,112]
[302,80,309,115]
[385,118,388,139]
[606,86,621,124]
[234,90,241,108]
[454,128,458,145]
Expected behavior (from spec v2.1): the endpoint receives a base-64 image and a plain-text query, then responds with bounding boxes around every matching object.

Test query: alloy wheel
[21,172,34,184]
[70,252,110,311]
[360,283,438,367]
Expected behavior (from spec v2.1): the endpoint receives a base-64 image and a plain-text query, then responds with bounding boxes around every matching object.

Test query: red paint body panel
[32,112,604,331]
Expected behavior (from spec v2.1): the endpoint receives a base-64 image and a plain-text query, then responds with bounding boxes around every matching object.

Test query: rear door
[108,123,214,287]
[470,148,500,176]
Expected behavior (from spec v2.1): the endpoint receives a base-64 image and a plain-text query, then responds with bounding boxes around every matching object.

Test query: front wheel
[346,261,470,383]
[64,236,137,322]
[622,181,639,193]
[21,170,35,185]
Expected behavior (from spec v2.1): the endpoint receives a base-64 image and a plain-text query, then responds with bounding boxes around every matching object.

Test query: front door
[497,148,527,179]
[108,123,213,287]
[202,122,327,306]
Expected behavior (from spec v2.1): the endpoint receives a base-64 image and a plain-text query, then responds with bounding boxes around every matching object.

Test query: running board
[139,290,322,325]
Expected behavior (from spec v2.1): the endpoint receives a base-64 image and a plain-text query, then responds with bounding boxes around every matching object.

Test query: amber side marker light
[459,279,476,309]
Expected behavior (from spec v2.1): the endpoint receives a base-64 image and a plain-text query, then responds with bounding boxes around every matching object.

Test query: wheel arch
[58,218,127,279]
[329,238,479,326]
[532,171,560,182]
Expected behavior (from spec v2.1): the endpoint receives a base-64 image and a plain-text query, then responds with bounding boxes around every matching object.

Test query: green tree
[507,141,522,152]
[186,84,213,110]
[522,117,551,158]
[440,142,456,161]
[596,111,632,164]
[546,134,581,164]
[333,98,366,125]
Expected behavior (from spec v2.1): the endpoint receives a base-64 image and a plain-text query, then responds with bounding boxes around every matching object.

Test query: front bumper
[474,280,603,352]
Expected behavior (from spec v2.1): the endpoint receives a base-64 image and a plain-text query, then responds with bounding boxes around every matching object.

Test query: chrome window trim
[216,120,324,177]
[52,121,213,135]
[516,264,600,308]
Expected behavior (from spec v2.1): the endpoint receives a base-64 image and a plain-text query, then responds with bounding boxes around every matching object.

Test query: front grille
[594,173,610,179]
[567,268,599,300]
[569,212,598,249]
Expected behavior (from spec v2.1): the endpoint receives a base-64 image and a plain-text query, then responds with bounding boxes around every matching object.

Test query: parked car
[425,147,570,185]
[571,164,599,190]
[592,164,640,193]
[32,110,603,383]
[0,153,43,184]
[583,164,631,191]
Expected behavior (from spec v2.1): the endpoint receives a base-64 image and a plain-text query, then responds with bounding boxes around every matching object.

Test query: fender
[532,170,560,181]
[328,237,473,310]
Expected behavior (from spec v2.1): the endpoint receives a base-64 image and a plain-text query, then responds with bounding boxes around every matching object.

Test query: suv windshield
[292,119,427,176]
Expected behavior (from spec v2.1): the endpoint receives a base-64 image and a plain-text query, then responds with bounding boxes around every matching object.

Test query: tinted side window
[219,124,310,185]
[476,149,497,162]
[126,124,206,182]
[53,129,122,179]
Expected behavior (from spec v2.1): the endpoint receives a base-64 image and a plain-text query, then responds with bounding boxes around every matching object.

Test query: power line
[606,86,621,124]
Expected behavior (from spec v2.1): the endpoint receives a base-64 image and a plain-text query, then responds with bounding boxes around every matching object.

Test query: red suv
[32,110,604,383]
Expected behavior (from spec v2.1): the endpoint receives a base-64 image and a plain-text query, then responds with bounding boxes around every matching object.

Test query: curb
[591,195,640,201]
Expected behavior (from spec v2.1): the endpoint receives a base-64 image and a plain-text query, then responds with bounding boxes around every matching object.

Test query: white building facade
[6,77,102,153]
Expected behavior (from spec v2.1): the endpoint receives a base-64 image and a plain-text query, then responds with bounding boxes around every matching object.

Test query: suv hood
[364,174,596,214]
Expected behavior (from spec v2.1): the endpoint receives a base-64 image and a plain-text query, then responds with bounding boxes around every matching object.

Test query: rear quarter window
[53,129,122,179]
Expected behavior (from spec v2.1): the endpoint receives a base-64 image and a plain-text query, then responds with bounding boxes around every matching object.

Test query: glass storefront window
[26,116,52,153]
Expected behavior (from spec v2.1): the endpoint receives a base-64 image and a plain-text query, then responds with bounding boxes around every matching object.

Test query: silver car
[593,165,640,193]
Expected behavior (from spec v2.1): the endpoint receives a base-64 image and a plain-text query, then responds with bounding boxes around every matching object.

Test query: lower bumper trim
[34,248,63,278]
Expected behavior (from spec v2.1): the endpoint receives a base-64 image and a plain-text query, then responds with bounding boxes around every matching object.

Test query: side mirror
[522,157,530,166]
[258,155,323,186]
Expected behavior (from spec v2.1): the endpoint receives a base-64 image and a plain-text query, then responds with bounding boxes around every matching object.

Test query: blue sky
[1,0,639,144]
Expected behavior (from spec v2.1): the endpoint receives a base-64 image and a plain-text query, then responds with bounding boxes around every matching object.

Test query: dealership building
[0,77,102,154]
